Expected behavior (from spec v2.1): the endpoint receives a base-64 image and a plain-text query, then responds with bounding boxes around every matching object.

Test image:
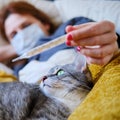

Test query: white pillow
[55,0,120,34]
[19,49,76,83]
[19,60,54,83]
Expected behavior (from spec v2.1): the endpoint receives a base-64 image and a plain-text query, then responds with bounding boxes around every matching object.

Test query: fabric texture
[0,70,17,82]
[69,50,120,120]
[19,49,76,83]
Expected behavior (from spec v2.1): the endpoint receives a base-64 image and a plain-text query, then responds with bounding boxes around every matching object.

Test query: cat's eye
[56,69,64,76]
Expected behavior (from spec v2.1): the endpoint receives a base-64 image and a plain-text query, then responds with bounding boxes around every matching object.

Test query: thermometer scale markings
[12,35,66,62]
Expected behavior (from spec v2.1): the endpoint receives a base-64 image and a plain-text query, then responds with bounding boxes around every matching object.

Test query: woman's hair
[0,1,56,41]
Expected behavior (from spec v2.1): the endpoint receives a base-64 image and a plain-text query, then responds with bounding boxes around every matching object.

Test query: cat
[0,54,93,120]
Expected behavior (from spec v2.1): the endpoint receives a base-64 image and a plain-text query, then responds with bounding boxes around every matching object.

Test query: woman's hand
[0,44,17,62]
[65,20,118,65]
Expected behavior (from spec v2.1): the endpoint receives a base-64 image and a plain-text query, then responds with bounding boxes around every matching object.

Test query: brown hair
[0,1,56,41]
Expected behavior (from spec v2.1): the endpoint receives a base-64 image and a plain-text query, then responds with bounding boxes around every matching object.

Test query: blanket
[0,70,17,82]
[69,50,120,120]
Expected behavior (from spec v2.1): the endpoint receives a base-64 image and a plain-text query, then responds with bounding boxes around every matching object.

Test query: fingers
[86,54,113,65]
[79,41,118,65]
[79,41,118,58]
[65,20,118,65]
[65,25,75,33]
[66,20,115,42]
[66,22,93,33]
[69,31,117,46]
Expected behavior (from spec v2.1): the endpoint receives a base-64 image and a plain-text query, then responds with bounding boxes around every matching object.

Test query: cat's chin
[40,81,54,97]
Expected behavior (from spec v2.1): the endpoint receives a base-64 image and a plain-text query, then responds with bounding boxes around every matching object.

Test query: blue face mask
[11,24,46,55]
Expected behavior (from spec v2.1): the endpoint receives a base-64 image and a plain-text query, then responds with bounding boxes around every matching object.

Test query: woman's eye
[22,23,31,29]
[56,69,64,76]
[10,31,17,39]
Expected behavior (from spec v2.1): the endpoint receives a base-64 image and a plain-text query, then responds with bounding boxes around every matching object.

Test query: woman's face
[4,13,50,41]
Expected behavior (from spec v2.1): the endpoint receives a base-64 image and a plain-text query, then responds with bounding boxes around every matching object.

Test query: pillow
[54,0,120,34]
[19,49,76,83]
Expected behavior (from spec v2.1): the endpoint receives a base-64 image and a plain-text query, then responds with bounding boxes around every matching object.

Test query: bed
[0,0,120,120]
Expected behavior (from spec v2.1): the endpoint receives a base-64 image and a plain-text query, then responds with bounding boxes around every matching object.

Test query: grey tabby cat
[0,55,93,120]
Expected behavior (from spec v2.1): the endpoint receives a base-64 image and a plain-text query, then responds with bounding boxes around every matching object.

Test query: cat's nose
[42,76,47,81]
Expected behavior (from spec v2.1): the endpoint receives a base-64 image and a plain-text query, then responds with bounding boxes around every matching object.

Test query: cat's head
[40,54,93,99]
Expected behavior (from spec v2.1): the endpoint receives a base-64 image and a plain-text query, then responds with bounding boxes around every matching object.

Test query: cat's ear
[73,52,92,82]
[73,52,87,73]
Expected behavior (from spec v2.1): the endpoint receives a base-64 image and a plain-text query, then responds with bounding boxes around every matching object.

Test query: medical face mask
[11,24,46,55]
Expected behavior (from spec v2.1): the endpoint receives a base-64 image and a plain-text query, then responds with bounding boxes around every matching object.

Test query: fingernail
[76,46,81,51]
[66,40,71,46]
[67,34,73,41]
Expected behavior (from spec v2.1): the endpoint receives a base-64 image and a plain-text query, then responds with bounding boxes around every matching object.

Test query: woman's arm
[0,44,17,62]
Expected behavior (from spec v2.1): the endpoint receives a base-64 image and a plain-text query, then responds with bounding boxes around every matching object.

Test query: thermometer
[12,35,66,62]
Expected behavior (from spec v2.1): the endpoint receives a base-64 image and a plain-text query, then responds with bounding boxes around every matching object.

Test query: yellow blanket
[0,70,17,82]
[69,50,120,120]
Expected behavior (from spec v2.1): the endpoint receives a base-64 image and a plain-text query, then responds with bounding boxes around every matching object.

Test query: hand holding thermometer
[12,35,66,62]
[12,34,100,62]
